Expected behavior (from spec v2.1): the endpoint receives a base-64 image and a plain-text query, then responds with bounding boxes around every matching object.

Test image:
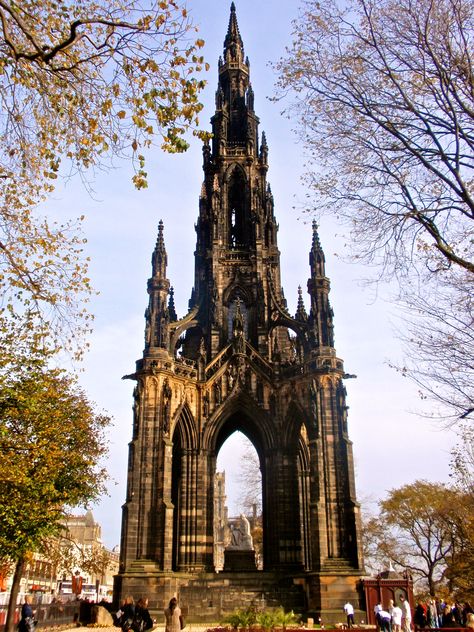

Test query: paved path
[59,626,214,632]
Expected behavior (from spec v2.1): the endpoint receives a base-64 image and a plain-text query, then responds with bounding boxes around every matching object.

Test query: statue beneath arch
[224,514,257,571]
[115,3,364,624]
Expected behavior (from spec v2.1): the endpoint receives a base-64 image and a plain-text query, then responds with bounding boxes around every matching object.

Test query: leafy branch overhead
[0,0,209,357]
[0,0,208,189]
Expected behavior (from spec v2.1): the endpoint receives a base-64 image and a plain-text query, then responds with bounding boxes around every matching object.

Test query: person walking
[344,602,355,628]
[164,597,183,632]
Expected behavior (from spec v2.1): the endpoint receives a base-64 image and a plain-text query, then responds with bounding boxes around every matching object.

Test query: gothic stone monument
[115,3,364,622]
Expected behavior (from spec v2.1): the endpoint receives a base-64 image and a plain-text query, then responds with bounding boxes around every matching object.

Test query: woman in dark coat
[414,602,427,629]
[134,597,153,632]
[19,596,35,632]
[120,596,135,631]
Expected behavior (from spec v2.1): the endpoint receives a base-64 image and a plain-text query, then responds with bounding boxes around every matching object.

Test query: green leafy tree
[366,481,458,595]
[276,0,474,419]
[0,360,111,632]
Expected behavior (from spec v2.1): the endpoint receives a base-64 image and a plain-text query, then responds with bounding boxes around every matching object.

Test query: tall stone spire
[119,7,363,615]
[224,2,244,63]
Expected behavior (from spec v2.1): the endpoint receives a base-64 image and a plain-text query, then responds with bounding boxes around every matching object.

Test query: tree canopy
[362,479,474,600]
[0,363,110,560]
[0,0,208,358]
[0,0,207,190]
[0,358,111,631]
[276,0,474,420]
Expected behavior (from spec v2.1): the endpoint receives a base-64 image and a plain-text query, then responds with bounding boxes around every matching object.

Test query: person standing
[427,600,438,628]
[344,602,355,628]
[164,597,183,632]
[400,595,412,632]
[120,596,135,631]
[19,596,36,632]
[391,602,403,632]
[414,602,427,629]
[134,597,153,632]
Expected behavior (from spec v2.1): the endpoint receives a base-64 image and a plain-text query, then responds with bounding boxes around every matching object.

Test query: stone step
[128,559,162,574]
[321,559,358,572]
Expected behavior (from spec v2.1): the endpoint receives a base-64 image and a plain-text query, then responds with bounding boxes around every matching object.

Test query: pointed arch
[279,399,313,570]
[171,402,201,572]
[283,399,316,447]
[172,400,198,450]
[225,164,250,248]
[203,390,276,457]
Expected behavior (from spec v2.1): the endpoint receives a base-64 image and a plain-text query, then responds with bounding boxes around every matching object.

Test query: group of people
[413,599,474,629]
[117,596,154,632]
[117,596,183,632]
[372,597,474,632]
[374,596,412,632]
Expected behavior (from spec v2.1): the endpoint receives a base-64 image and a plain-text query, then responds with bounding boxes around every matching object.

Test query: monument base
[223,549,257,571]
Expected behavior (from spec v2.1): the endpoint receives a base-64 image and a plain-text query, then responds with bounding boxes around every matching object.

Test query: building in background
[0,511,118,605]
[214,472,228,571]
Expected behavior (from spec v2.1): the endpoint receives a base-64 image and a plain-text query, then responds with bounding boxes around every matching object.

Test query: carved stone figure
[227,514,253,551]
[162,378,172,433]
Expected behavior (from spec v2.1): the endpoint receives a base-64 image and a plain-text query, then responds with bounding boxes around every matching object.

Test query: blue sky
[41,0,454,548]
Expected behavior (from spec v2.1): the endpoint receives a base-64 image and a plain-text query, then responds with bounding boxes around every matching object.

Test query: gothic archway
[215,431,263,570]
[171,404,200,572]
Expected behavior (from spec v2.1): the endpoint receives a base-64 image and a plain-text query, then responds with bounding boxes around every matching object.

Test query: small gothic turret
[152,220,167,278]
[307,221,334,347]
[168,286,177,322]
[295,285,308,322]
[309,220,325,278]
[259,131,268,166]
[145,220,171,353]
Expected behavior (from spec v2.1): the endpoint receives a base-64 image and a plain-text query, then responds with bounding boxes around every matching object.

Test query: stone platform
[223,549,257,572]
[115,561,365,624]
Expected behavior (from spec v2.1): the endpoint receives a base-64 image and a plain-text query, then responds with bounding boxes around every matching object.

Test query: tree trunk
[5,556,25,632]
